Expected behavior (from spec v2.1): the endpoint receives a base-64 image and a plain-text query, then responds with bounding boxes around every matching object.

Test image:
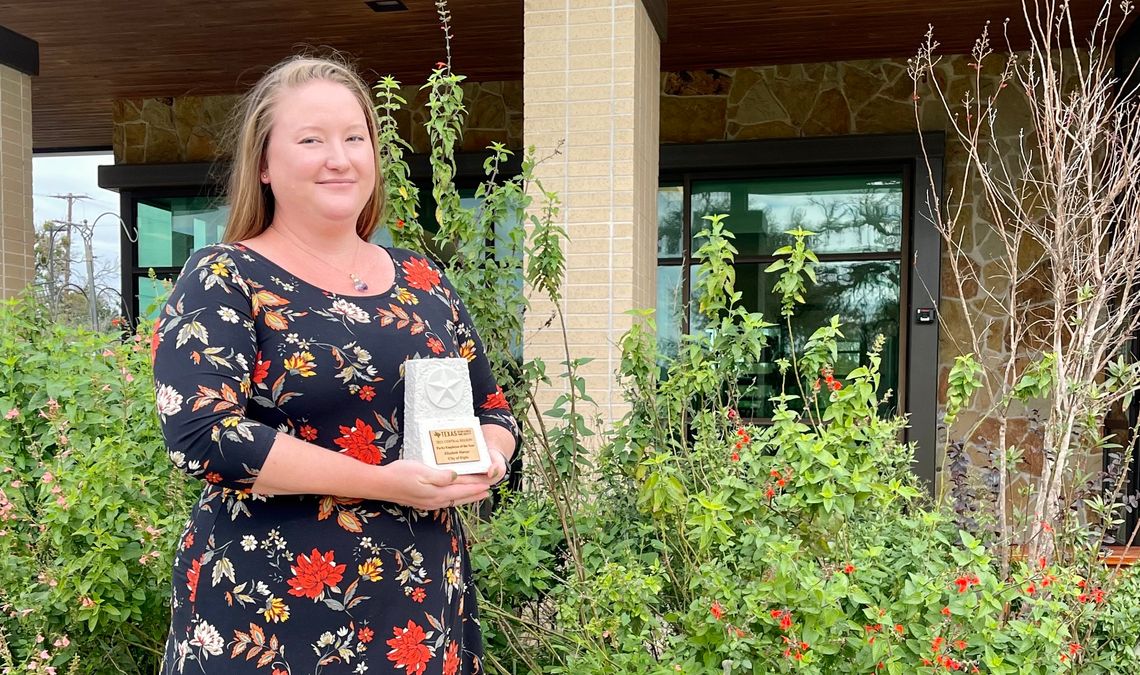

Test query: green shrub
[467,224,1140,674]
[0,297,195,674]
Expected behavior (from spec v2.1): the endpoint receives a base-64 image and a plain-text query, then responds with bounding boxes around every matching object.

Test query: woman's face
[261,79,375,229]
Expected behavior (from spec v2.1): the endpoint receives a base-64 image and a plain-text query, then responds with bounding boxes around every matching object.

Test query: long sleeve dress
[152,242,518,675]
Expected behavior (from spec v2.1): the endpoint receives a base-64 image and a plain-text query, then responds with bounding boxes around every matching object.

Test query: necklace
[270,226,370,292]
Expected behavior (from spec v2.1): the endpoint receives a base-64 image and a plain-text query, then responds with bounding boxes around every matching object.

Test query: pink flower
[41,472,54,484]
[4,407,18,420]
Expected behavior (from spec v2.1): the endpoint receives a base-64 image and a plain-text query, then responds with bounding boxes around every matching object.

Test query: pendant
[349,273,369,292]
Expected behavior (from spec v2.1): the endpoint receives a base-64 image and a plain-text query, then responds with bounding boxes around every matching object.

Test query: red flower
[273,670,288,675]
[286,548,346,600]
[359,385,376,402]
[386,620,432,675]
[410,587,426,603]
[358,626,374,644]
[895,624,904,634]
[843,563,856,574]
[765,486,776,500]
[402,257,441,292]
[252,353,271,384]
[1025,583,1036,595]
[830,379,842,391]
[149,319,162,363]
[954,639,968,650]
[426,336,445,355]
[710,600,724,620]
[334,419,382,465]
[932,636,944,653]
[483,387,509,410]
[730,452,740,461]
[953,574,975,593]
[182,531,194,550]
[396,218,405,229]
[299,424,318,441]
[442,641,460,675]
[187,557,201,603]
[436,61,447,69]
[205,471,223,484]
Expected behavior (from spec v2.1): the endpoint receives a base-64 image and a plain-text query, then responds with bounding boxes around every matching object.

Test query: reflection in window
[658,186,684,257]
[137,197,229,269]
[656,172,906,420]
[690,175,903,257]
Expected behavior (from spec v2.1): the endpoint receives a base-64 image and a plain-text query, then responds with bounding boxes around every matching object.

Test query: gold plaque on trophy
[428,427,482,465]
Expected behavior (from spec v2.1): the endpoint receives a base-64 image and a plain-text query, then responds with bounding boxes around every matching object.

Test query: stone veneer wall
[111,81,523,164]
[658,55,1082,503]
[0,62,34,298]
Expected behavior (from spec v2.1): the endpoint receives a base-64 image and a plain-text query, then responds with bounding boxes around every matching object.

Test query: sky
[31,151,122,288]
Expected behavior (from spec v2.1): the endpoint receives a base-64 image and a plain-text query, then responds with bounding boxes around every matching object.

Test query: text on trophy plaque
[428,427,481,465]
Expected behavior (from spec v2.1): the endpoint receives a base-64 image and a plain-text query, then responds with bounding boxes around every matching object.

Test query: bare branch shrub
[910,0,1140,566]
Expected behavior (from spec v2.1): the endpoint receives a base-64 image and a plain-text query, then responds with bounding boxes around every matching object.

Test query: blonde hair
[222,55,385,243]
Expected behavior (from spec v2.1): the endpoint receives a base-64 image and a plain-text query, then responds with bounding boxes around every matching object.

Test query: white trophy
[403,357,491,475]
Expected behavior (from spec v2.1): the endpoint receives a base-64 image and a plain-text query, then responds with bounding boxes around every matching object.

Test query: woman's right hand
[376,459,493,510]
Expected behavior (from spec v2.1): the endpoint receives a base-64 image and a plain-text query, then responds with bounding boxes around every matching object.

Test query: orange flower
[710,601,724,620]
[359,385,376,402]
[402,257,441,292]
[187,557,201,603]
[286,548,346,600]
[410,587,426,603]
[299,424,318,441]
[458,340,476,362]
[334,419,382,465]
[386,620,432,675]
[426,336,446,355]
[442,640,460,675]
[358,626,374,644]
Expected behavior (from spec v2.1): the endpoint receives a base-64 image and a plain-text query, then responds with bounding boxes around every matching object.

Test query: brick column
[523,0,662,422]
[0,27,38,299]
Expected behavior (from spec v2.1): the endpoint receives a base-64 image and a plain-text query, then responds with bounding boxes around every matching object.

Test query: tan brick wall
[0,63,34,298]
[523,0,660,422]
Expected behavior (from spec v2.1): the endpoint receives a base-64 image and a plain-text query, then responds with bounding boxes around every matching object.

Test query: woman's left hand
[486,447,510,485]
[481,423,516,486]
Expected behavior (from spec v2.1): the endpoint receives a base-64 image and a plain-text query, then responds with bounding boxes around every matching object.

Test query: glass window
[658,185,684,258]
[657,171,906,420]
[137,196,229,269]
[690,175,903,257]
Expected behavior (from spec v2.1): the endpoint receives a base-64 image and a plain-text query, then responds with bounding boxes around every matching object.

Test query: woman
[152,56,517,674]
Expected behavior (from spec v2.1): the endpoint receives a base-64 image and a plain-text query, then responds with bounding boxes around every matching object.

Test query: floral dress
[152,243,517,675]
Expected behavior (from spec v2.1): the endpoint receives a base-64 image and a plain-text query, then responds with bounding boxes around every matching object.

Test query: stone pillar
[523,0,663,422]
[0,27,37,299]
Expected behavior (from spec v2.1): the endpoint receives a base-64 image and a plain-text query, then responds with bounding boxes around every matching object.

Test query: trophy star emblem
[424,367,464,409]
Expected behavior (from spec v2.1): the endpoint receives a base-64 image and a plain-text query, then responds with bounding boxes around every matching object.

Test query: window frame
[659,133,945,486]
